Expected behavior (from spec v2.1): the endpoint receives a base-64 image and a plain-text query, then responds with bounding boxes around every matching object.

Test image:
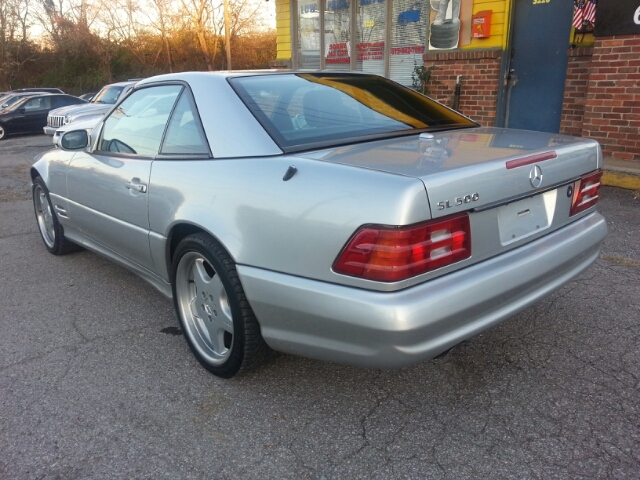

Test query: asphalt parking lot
[1,134,639,479]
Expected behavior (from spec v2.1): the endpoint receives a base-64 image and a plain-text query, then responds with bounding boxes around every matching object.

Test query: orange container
[472,10,492,38]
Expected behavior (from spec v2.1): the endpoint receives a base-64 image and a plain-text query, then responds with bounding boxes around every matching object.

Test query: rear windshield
[92,86,125,105]
[229,73,478,151]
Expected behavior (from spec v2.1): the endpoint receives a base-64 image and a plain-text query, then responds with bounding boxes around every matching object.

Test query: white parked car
[52,117,102,146]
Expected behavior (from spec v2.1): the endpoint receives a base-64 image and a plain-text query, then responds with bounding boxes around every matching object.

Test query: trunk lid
[296,127,601,218]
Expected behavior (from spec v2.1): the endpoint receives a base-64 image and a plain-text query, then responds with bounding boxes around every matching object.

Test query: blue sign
[397,3,421,26]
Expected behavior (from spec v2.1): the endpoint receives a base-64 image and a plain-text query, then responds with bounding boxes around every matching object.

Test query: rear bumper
[238,212,607,369]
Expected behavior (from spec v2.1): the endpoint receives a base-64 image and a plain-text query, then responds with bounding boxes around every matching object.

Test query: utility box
[472,10,492,38]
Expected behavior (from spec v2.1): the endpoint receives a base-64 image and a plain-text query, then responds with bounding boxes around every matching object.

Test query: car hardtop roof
[135,70,379,87]
[3,91,54,98]
[11,87,64,93]
[103,79,141,88]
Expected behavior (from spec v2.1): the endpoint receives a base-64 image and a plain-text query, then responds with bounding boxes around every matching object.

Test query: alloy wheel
[175,251,234,366]
[34,184,56,248]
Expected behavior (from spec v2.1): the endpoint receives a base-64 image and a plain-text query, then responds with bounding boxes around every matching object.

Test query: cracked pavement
[1,134,639,479]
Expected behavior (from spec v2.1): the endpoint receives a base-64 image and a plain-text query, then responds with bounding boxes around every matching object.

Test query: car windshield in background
[4,97,31,111]
[229,73,478,151]
[2,94,36,109]
[92,86,125,104]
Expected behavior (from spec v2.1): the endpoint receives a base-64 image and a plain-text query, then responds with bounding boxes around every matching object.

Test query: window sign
[429,0,461,50]
[356,0,386,76]
[298,0,321,69]
[390,0,428,85]
[325,0,352,69]
[294,0,436,83]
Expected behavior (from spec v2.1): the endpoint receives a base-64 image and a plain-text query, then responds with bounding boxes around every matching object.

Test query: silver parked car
[43,80,140,139]
[31,71,607,378]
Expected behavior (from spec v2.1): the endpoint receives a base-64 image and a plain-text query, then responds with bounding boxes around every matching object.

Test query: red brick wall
[581,35,640,163]
[560,47,593,137]
[422,49,501,127]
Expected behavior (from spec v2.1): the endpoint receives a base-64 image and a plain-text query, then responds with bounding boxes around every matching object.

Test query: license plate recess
[497,189,557,245]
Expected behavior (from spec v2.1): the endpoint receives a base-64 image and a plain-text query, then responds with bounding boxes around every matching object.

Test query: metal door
[66,152,154,271]
[9,99,47,132]
[64,84,183,273]
[23,96,52,132]
[505,0,574,133]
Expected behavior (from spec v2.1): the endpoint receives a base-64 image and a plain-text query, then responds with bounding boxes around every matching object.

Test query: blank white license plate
[497,189,557,245]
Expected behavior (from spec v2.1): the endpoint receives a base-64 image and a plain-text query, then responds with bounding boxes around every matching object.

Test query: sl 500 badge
[437,193,480,210]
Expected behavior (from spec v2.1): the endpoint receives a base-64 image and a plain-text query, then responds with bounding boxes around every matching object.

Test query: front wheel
[32,176,81,255]
[172,233,272,378]
[0,123,6,140]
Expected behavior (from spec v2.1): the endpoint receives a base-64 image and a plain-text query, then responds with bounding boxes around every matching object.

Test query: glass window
[297,0,321,69]
[390,0,428,86]
[92,86,125,105]
[324,0,351,70]
[230,73,477,150]
[293,0,434,85]
[4,96,24,108]
[356,0,386,76]
[98,85,182,157]
[54,96,79,108]
[160,91,210,156]
[24,96,52,110]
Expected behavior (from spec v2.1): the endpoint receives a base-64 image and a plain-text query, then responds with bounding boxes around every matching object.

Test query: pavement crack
[0,325,152,373]
[0,231,34,240]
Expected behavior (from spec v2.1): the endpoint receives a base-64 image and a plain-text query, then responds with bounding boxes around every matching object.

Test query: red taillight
[570,169,603,217]
[333,213,471,282]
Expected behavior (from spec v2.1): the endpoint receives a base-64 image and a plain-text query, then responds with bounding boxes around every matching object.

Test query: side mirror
[18,107,25,113]
[60,130,89,150]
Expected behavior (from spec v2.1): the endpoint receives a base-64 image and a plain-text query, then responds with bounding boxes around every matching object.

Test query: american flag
[572,0,585,29]
[584,0,597,24]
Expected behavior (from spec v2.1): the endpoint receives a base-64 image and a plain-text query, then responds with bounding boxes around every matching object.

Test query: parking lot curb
[602,159,640,191]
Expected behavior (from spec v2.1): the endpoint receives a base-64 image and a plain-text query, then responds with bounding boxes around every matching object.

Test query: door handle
[126,181,147,193]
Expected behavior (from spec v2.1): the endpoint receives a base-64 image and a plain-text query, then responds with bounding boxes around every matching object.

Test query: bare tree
[97,0,152,67]
[147,0,174,72]
[1,0,36,89]
[181,0,215,71]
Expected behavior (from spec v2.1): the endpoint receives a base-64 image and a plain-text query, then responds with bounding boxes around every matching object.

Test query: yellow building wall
[462,0,510,50]
[276,0,292,62]
[274,0,512,60]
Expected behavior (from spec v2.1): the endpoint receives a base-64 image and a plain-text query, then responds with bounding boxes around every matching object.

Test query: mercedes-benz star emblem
[529,165,543,188]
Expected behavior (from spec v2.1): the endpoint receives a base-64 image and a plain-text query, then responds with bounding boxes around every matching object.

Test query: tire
[172,233,272,378]
[0,123,6,140]
[430,20,460,49]
[32,176,82,255]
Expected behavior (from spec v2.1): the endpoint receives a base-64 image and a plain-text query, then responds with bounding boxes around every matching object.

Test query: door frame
[495,0,516,128]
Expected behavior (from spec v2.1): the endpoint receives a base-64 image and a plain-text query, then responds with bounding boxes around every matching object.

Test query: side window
[53,96,72,108]
[64,96,80,107]
[160,90,209,155]
[97,85,182,157]
[25,96,52,111]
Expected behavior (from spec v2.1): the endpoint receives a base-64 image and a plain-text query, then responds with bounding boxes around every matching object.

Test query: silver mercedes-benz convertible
[31,71,608,378]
